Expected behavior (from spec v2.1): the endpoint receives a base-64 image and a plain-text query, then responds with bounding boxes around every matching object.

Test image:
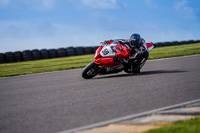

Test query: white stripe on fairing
[57,98,200,133]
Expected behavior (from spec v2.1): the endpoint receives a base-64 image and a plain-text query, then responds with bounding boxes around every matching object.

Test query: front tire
[82,62,99,79]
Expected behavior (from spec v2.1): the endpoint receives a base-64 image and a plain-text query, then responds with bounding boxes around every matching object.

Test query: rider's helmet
[130,33,141,40]
[129,33,141,47]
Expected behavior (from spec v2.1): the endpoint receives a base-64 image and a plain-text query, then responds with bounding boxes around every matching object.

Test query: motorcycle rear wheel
[82,62,99,79]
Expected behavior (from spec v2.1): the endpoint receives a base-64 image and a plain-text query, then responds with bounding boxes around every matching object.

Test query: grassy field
[0,43,199,77]
[145,117,200,133]
[148,43,200,60]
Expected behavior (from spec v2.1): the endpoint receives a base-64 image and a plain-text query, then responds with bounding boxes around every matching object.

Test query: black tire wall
[0,53,6,63]
[66,47,75,56]
[0,40,199,64]
[48,49,57,58]
[5,52,15,63]
[75,47,84,55]
[92,46,99,53]
[84,47,93,55]
[40,49,49,59]
[22,50,33,61]
[57,48,66,57]
[31,49,41,60]
[13,51,23,62]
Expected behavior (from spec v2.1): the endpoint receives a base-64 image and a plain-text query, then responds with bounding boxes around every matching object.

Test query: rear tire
[82,62,99,79]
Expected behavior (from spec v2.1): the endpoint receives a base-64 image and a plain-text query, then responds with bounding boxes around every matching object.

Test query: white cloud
[81,0,120,10]
[144,0,157,8]
[174,0,197,19]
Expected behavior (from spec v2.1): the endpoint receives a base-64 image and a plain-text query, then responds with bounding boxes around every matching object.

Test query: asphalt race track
[0,55,200,133]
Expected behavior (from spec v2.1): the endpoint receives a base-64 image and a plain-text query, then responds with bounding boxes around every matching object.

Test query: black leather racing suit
[127,38,149,73]
[107,38,149,73]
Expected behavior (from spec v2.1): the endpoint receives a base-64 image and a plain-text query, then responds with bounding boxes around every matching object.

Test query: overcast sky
[0,0,200,52]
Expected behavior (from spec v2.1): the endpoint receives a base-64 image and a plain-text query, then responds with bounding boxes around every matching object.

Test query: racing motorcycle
[82,40,154,79]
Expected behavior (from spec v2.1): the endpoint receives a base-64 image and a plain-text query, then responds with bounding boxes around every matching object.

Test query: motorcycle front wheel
[82,62,99,79]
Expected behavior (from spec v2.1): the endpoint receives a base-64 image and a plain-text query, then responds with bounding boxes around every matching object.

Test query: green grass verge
[144,117,200,133]
[149,43,200,60]
[0,43,199,77]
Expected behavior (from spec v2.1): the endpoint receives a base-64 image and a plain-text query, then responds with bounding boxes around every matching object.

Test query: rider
[127,33,149,73]
[112,33,149,74]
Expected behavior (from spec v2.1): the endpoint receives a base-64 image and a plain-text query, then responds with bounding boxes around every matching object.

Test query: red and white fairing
[94,40,131,67]
[82,39,154,79]
[146,42,154,51]
[94,40,154,67]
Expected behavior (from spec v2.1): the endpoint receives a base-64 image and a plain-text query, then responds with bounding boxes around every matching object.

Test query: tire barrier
[153,40,199,48]
[66,47,75,56]
[5,52,15,63]
[188,40,195,44]
[75,47,84,55]
[92,46,99,53]
[179,41,189,45]
[0,40,199,64]
[22,50,33,61]
[196,40,200,43]
[171,41,179,46]
[48,49,57,58]
[31,49,41,60]
[13,51,23,62]
[84,47,93,55]
[0,53,6,63]
[153,42,164,47]
[40,49,49,59]
[57,48,66,57]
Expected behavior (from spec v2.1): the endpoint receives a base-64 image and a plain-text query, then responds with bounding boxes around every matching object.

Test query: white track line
[58,98,200,133]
